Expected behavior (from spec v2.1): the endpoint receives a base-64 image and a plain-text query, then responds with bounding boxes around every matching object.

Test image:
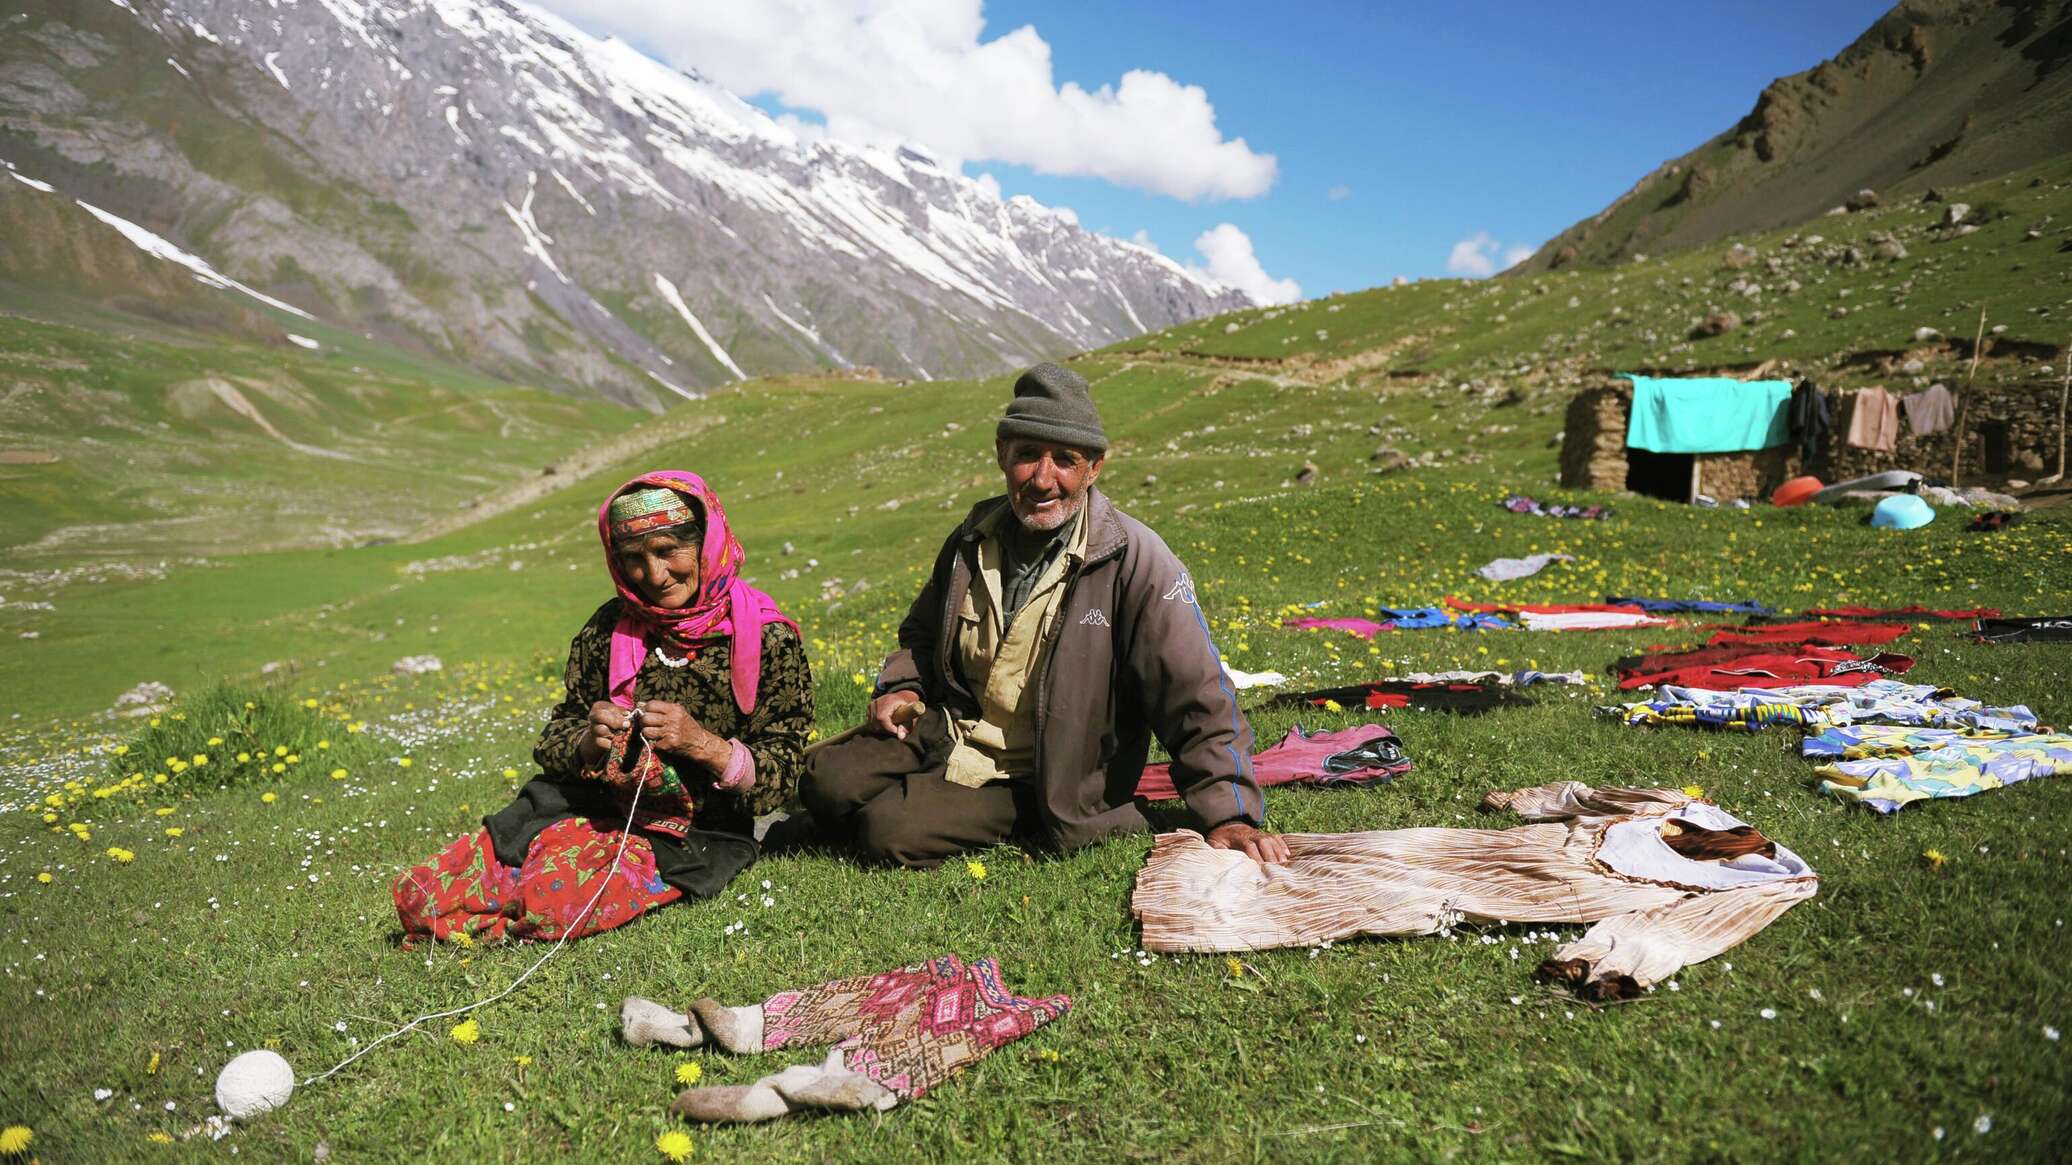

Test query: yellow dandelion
[147,1050,161,1074]
[449,930,475,948]
[449,1018,481,1045]
[502,767,519,780]
[113,744,130,756]
[0,1126,33,1154]
[655,1129,695,1163]
[155,807,175,817]
[1225,957,1245,977]
[35,872,51,884]
[237,752,252,763]
[675,1061,702,1086]
[274,745,289,757]
[303,698,319,709]
[206,737,223,746]
[261,792,278,804]
[106,847,136,864]
[399,758,413,769]
[147,1131,174,1144]
[1682,786,1705,798]
[1923,849,1947,870]
[165,827,183,839]
[192,754,209,766]
[513,1055,533,1068]
[1322,698,1344,713]
[966,860,987,881]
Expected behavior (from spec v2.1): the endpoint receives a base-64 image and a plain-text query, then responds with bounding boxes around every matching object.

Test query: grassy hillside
[1518,0,2072,271]
[1,161,2070,1161]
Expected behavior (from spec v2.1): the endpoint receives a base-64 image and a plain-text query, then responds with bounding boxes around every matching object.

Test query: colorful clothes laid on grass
[1973,616,2072,644]
[1614,641,1788,688]
[1809,728,2072,813]
[1499,494,1611,520]
[1390,669,1588,688]
[1965,511,2021,533]
[1284,616,1393,638]
[1607,680,2037,734]
[1269,681,1528,716]
[1282,609,1514,636]
[1136,724,1410,801]
[1705,621,1911,647]
[1444,596,1675,632]
[1614,646,1913,690]
[1607,597,1777,616]
[1131,783,1816,1001]
[667,955,1070,1121]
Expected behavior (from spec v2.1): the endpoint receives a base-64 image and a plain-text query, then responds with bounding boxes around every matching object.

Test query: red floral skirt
[392,817,682,944]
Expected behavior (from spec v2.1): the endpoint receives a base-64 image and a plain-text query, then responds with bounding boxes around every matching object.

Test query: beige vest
[942,508,1088,787]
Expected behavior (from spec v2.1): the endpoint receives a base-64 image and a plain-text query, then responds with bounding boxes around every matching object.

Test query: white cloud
[1446,231,1537,278]
[535,0,1276,201]
[1326,184,1352,201]
[1128,229,1160,252]
[1187,223,1300,306]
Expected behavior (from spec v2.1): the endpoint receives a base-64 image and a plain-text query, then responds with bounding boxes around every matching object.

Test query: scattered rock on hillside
[1370,447,1410,472]
[114,681,175,717]
[1692,311,1742,338]
[1940,202,1970,227]
[391,655,444,676]
[1294,461,1319,486]
[1875,239,1908,261]
[1846,188,1880,211]
[1922,188,1945,203]
[1723,245,1756,269]
[1913,326,1941,342]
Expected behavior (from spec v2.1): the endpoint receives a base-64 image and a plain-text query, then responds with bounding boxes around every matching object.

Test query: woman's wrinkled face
[616,528,702,609]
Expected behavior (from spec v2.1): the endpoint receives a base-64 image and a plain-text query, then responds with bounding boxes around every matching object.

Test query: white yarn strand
[301,756,648,1087]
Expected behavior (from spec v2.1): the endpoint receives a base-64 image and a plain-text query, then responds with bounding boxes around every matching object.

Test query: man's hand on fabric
[866,690,924,739]
[1205,821,1290,866]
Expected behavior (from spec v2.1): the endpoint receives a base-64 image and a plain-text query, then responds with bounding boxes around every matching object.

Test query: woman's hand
[639,700,731,773]
[867,690,924,738]
[1205,821,1291,867]
[579,700,630,766]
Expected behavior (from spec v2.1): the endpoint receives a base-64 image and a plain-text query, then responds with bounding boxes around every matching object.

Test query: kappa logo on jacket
[1079,608,1110,627]
[1161,571,1197,607]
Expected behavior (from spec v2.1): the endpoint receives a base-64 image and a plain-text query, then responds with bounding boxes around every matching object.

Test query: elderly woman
[393,470,812,944]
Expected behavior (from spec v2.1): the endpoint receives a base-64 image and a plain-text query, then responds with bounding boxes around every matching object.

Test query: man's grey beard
[1015,488,1087,532]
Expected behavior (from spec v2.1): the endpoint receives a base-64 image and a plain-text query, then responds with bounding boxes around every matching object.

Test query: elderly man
[801,362,1288,869]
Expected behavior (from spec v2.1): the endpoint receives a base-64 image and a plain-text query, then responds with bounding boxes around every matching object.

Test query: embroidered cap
[609,486,700,541]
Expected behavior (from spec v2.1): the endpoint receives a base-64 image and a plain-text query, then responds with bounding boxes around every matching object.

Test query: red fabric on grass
[1619,647,1914,690]
[1706,622,1910,647]
[1804,606,1999,620]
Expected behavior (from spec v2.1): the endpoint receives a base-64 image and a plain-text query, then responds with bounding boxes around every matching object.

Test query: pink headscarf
[597,470,797,716]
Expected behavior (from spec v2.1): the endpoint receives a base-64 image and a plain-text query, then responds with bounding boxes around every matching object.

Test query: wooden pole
[1951,307,1986,486]
[2055,339,2069,483]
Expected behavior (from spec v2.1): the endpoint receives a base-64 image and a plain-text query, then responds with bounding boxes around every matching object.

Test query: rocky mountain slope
[0,0,1247,407]
[1521,0,2072,272]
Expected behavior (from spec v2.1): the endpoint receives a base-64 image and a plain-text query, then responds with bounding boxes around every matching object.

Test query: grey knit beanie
[995,362,1108,453]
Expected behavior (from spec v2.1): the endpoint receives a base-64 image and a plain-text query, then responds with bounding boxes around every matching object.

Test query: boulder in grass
[115,681,175,717]
[1691,311,1741,339]
[1846,188,1880,211]
[1940,202,1970,227]
[391,655,444,677]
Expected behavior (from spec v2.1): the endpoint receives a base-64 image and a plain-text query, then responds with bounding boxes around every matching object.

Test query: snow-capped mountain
[0,0,1248,405]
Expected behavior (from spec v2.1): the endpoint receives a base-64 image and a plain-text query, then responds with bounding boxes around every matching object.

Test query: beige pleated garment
[1131,782,1817,998]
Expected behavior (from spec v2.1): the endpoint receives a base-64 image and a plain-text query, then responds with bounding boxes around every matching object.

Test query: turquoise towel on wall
[1623,375,1793,454]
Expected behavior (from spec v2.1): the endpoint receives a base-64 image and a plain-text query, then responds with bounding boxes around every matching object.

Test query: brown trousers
[801,711,1036,869]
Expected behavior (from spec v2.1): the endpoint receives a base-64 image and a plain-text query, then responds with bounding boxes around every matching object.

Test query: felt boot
[619,997,704,1049]
[672,1051,895,1123]
[687,996,765,1053]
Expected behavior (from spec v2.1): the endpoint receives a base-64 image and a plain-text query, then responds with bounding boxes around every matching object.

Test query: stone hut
[1558,378,1798,504]
[1560,377,2066,503]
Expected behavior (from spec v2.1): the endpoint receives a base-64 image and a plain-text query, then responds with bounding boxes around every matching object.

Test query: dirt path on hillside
[401,409,727,543]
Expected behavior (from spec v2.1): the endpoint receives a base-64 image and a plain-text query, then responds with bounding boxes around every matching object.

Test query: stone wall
[1695,447,1798,502]
[1559,383,1632,491]
[1824,382,2066,485]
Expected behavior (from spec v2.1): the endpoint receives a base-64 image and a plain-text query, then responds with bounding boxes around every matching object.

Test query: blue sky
[541,1,1896,300]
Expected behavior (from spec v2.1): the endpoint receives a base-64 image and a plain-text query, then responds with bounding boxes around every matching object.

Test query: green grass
[2,160,2071,1162]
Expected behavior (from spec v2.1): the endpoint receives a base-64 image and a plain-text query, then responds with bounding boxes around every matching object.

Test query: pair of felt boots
[619,996,898,1122]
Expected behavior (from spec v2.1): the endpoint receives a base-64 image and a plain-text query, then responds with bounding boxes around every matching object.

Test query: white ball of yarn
[215,1050,295,1120]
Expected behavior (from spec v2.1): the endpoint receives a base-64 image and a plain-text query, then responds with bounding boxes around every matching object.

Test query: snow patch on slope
[653,273,745,381]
